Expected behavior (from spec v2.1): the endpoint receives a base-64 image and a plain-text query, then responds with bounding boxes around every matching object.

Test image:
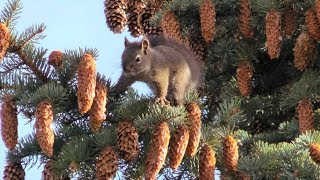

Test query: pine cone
[189,34,207,63]
[222,135,239,173]
[35,100,54,157]
[236,61,253,97]
[1,94,18,150]
[145,122,170,180]
[236,171,251,180]
[42,160,68,180]
[42,160,54,180]
[96,146,119,180]
[199,0,216,43]
[126,0,145,12]
[127,8,143,37]
[296,99,314,134]
[140,5,162,35]
[77,54,97,114]
[69,161,79,173]
[161,11,184,44]
[265,9,281,59]
[117,120,139,161]
[316,0,320,23]
[238,0,253,38]
[3,162,25,180]
[126,0,145,37]
[309,143,320,165]
[186,102,201,157]
[168,124,189,170]
[220,173,230,180]
[199,144,216,180]
[89,82,107,133]
[149,0,169,11]
[104,0,127,33]
[0,23,10,62]
[282,5,296,39]
[305,8,320,41]
[48,50,63,69]
[293,31,318,71]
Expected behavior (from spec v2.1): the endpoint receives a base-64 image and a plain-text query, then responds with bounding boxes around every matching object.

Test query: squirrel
[112,35,203,106]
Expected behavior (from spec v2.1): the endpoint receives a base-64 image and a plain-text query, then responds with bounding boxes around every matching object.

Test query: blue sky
[0,0,146,179]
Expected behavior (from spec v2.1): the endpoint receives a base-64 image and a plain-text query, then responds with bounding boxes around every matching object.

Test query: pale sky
[0,0,144,179]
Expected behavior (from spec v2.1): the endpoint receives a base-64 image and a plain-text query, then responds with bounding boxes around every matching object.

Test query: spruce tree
[2,0,320,179]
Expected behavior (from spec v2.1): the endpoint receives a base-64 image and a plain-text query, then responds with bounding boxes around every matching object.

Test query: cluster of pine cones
[103,0,218,63]
[235,0,320,98]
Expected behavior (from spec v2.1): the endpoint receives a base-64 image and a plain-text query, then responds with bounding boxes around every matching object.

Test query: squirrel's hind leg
[152,72,170,105]
[170,68,191,106]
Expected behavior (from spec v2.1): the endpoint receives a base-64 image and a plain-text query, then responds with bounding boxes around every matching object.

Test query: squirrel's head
[121,37,151,76]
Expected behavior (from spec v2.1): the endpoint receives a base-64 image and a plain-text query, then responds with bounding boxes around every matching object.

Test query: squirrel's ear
[141,39,149,51]
[124,37,129,47]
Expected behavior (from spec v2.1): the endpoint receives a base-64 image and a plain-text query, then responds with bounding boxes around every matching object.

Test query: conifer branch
[17,23,46,48]
[18,82,68,113]
[6,133,42,167]
[280,70,320,109]
[93,127,117,149]
[0,0,22,27]
[13,48,50,82]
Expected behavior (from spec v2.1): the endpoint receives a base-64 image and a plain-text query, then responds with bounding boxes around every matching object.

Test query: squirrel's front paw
[154,97,170,105]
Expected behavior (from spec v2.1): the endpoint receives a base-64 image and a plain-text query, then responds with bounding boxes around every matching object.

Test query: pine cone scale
[35,100,54,157]
[265,9,281,59]
[145,122,170,180]
[1,94,18,150]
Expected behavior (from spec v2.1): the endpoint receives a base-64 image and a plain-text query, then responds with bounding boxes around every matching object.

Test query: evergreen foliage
[3,0,320,179]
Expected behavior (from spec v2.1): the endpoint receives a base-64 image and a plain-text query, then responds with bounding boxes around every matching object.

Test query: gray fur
[113,35,202,106]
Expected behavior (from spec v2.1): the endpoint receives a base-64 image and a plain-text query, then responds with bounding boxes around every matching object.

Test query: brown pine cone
[309,143,320,165]
[265,9,282,59]
[117,120,139,161]
[305,8,320,41]
[316,0,320,23]
[185,102,201,157]
[42,160,69,180]
[236,61,253,97]
[1,94,18,150]
[293,31,318,71]
[0,23,10,62]
[199,143,216,180]
[239,0,253,38]
[145,122,170,180]
[189,33,207,63]
[89,81,107,133]
[282,5,296,39]
[296,99,314,134]
[96,146,119,180]
[3,162,25,180]
[140,5,162,35]
[161,11,184,44]
[48,50,63,69]
[199,0,216,43]
[168,124,189,170]
[222,135,239,173]
[77,54,97,114]
[104,0,127,33]
[127,8,143,37]
[35,100,54,157]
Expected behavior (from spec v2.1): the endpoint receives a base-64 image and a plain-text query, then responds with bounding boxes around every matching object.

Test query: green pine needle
[134,104,187,132]
[18,81,68,113]
[93,127,117,149]
[0,0,22,28]
[280,69,320,110]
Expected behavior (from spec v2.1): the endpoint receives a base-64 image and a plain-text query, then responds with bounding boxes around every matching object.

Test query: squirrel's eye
[136,57,141,63]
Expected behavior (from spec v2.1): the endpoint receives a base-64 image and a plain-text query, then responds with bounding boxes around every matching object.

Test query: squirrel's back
[147,35,203,89]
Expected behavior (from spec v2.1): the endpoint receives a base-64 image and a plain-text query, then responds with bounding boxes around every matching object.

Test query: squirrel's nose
[124,66,133,73]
